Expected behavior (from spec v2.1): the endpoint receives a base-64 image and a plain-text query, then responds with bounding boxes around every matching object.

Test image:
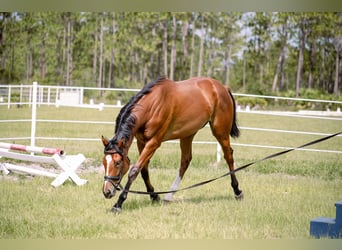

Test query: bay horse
[101,76,243,212]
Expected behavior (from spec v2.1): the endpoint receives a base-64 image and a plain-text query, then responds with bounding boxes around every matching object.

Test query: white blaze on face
[103,154,116,197]
[105,155,112,178]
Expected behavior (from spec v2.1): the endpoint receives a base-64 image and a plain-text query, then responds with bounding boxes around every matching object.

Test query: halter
[104,173,123,191]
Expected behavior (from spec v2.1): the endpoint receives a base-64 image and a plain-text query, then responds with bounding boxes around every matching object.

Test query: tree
[219,12,242,86]
[179,13,190,80]
[197,13,205,77]
[333,35,342,96]
[333,13,342,96]
[0,11,340,100]
[0,12,11,84]
[98,13,104,88]
[65,12,74,86]
[108,12,116,88]
[295,14,307,97]
[160,14,169,77]
[189,13,197,78]
[246,12,273,92]
[272,13,289,93]
[169,13,177,80]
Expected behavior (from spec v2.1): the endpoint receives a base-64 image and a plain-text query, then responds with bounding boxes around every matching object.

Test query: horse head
[101,136,130,199]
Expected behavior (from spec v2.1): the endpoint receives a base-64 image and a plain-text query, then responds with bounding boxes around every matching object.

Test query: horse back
[133,77,236,141]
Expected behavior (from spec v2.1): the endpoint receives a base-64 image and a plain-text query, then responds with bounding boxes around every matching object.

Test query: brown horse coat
[102,76,242,212]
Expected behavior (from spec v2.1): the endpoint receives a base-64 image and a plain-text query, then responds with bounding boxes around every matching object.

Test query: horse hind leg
[227,146,243,200]
[211,125,243,200]
[222,142,243,200]
[164,135,194,202]
[141,167,160,202]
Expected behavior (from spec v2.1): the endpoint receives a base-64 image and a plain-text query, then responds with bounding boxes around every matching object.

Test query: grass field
[0,105,341,239]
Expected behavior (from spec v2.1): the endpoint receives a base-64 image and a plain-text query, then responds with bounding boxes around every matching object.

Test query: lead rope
[126,131,342,196]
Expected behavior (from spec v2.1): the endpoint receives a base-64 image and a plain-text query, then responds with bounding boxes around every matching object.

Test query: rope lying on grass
[126,131,342,195]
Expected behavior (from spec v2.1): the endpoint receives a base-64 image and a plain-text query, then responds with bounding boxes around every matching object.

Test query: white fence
[0,83,136,109]
[1,82,342,161]
[1,83,342,110]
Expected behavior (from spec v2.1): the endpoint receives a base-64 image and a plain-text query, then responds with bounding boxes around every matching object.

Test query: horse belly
[163,105,210,140]
[163,123,206,141]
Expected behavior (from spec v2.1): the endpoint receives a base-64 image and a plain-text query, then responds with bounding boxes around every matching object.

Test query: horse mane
[106,76,167,152]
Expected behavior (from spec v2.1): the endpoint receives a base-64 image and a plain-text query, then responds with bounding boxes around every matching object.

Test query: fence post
[7,85,11,109]
[47,87,51,105]
[80,87,84,104]
[30,82,38,152]
[19,84,23,105]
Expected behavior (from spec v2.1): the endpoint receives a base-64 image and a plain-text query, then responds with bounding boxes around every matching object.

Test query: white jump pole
[0,142,86,187]
[3,163,58,178]
[0,142,63,155]
[30,82,38,153]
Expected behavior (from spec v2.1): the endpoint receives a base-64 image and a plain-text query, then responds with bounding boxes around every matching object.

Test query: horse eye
[115,161,121,167]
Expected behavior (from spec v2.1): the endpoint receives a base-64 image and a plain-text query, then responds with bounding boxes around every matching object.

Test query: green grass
[0,105,341,239]
[0,170,340,239]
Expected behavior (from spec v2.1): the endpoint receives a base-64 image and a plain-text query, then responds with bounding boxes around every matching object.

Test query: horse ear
[101,136,109,146]
[118,138,126,149]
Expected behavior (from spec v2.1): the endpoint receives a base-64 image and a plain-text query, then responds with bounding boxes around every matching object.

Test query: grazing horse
[101,76,243,212]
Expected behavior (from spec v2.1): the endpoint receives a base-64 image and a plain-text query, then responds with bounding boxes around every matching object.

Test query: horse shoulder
[133,84,175,141]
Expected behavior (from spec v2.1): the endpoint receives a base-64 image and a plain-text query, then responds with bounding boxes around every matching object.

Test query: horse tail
[227,88,240,138]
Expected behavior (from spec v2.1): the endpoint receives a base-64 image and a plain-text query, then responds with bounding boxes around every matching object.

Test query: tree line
[0,12,341,97]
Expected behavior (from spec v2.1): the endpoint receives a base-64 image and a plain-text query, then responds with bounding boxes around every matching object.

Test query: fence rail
[2,83,342,108]
[1,83,341,162]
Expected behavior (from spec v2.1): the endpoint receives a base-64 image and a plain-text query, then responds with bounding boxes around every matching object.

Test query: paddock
[0,84,341,239]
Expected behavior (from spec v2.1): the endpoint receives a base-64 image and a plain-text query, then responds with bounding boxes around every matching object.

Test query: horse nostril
[103,190,110,198]
[103,189,115,199]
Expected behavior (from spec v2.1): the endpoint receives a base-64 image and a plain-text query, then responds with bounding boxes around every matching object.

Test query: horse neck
[114,131,134,157]
[124,134,134,155]
[116,105,147,154]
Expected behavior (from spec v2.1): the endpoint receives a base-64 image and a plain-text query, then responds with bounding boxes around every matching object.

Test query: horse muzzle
[103,189,116,199]
[103,182,117,199]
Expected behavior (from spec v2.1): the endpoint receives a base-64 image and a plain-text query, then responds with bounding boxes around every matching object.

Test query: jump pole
[0,142,63,155]
[1,163,58,178]
[0,142,87,187]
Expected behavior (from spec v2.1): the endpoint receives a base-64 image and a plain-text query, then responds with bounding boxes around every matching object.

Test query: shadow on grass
[180,193,236,204]
[105,192,237,213]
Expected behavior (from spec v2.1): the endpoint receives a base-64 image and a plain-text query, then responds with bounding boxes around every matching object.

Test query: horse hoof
[235,191,244,200]
[162,199,174,206]
[151,194,160,203]
[163,198,173,203]
[164,193,174,202]
[110,206,122,213]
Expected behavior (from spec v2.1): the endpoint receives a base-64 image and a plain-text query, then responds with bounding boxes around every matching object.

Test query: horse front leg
[111,140,160,212]
[141,167,160,202]
[111,174,135,213]
[137,140,160,202]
